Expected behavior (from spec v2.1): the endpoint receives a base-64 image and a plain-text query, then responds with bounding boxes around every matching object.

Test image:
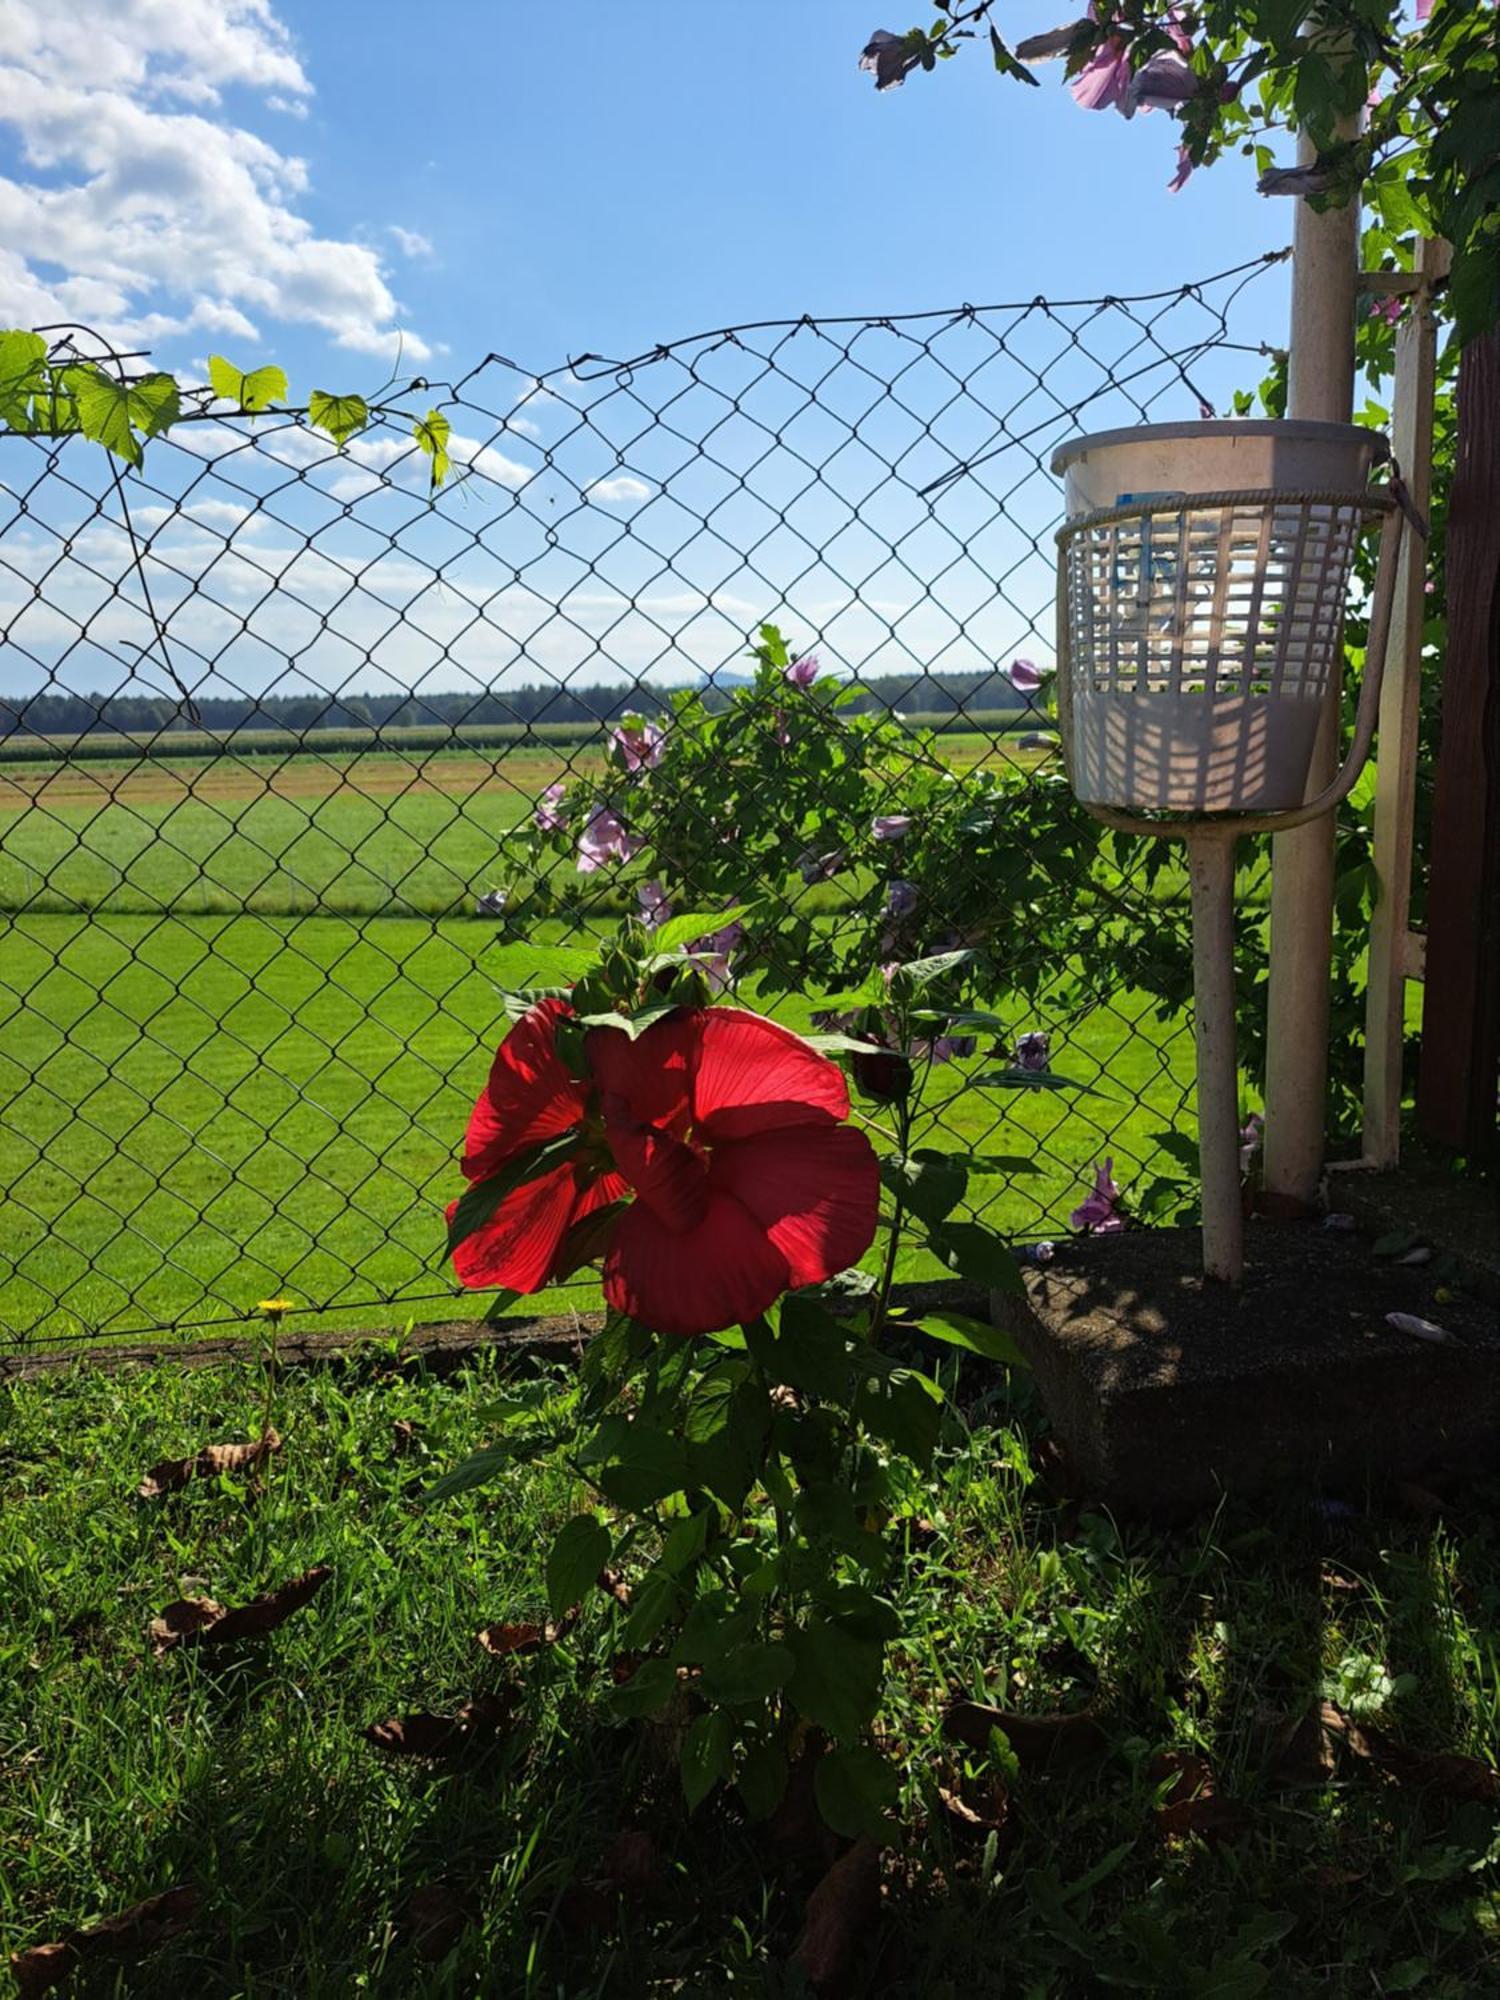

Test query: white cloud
[0,1,430,363]
[587,475,652,505]
[388,225,433,260]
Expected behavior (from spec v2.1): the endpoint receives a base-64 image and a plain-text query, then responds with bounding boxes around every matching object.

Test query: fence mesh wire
[0,255,1289,1349]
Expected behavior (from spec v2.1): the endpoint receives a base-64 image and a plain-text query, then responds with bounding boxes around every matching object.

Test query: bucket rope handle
[1052,486,1404,840]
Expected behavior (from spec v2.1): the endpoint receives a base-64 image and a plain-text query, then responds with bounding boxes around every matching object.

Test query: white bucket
[1052,420,1389,812]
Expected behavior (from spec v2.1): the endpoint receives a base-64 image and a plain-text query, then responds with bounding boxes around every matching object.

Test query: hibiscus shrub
[435,924,1032,1833]
[500,621,1191,1042]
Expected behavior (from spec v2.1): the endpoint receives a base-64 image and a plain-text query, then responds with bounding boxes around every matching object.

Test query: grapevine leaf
[308,389,369,447]
[61,367,181,467]
[0,330,47,428]
[412,408,451,488]
[208,354,289,413]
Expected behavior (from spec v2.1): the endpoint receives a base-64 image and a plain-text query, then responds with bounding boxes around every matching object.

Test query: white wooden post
[1362,239,1449,1166]
[1262,126,1361,1206]
[1188,829,1244,1283]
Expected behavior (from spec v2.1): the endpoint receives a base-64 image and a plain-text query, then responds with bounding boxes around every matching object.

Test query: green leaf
[882,1149,967,1226]
[412,407,451,488]
[889,948,974,990]
[698,1641,794,1705]
[207,354,288,413]
[0,330,47,427]
[853,1367,943,1468]
[422,1438,546,1504]
[62,366,180,466]
[658,1508,711,1575]
[925,1221,1025,1295]
[308,388,369,447]
[681,1710,733,1810]
[736,1741,789,1821]
[749,1300,850,1401]
[785,1619,883,1743]
[649,905,749,955]
[814,1746,900,1841]
[446,1129,581,1254]
[575,998,683,1039]
[990,23,1040,84]
[913,1308,1030,1367]
[609,1657,677,1718]
[545,1512,611,1622]
[622,1566,680,1649]
[683,1370,770,1510]
[584,1417,691,1510]
[976,1067,1096,1093]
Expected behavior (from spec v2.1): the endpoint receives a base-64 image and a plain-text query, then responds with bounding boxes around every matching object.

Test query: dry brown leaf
[769,1730,838,1872]
[1321,1567,1361,1594]
[150,1565,330,1655]
[791,1838,881,1993]
[943,1700,1107,1770]
[1312,1863,1369,1890]
[1264,1707,1338,1790]
[11,1885,199,1998]
[936,1773,1010,1841]
[403,1881,473,1961]
[148,1597,225,1657]
[557,1879,618,1933]
[596,1567,632,1607]
[1324,1704,1500,1802]
[364,1692,518,1759]
[391,1419,419,1456]
[137,1431,281,1500]
[475,1607,577,1658]
[603,1829,663,1895]
[1150,1750,1255,1845]
[1394,1480,1444,1521]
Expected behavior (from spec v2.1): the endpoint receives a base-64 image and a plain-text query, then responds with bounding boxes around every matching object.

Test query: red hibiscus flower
[449,1000,879,1336]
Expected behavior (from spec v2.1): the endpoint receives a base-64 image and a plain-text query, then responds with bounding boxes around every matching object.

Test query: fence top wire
[0,255,1290,1350]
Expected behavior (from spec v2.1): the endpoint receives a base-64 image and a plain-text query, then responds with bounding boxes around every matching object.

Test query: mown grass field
[0,732,1212,1350]
[2,1349,1497,1995]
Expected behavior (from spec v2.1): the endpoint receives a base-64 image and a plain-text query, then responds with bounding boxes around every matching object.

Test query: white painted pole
[1188,829,1243,1285]
[1362,240,1449,1166]
[1263,122,1361,1207]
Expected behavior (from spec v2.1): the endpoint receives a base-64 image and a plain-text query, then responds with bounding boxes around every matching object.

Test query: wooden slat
[1416,325,1500,1156]
[1362,239,1447,1165]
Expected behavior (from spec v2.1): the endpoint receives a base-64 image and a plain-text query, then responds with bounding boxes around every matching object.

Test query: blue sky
[0,0,1296,387]
[0,2,1301,706]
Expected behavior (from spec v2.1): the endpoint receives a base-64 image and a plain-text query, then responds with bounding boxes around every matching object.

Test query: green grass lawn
[0,733,1236,1350]
[2,1350,1496,1995]
[0,911,1198,1348]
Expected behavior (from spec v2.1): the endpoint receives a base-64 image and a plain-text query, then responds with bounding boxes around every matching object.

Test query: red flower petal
[586,1016,693,1135]
[708,1125,880,1288]
[600,1108,709,1232]
[449,1161,589,1292]
[463,998,589,1183]
[604,1190,790,1336]
[689,1010,850,1141]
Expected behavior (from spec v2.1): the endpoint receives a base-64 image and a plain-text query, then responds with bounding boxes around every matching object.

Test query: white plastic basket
[1052,421,1391,812]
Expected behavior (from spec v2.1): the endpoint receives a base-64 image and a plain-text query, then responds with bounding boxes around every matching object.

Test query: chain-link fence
[0,255,1290,1350]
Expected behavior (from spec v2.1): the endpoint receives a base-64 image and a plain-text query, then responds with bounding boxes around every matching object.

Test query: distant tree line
[1,669,1027,740]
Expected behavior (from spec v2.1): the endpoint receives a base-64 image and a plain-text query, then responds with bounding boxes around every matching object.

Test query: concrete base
[994,1220,1500,1517]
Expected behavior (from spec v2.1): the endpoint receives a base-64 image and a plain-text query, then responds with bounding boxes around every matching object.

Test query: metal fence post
[1262,128,1361,1206]
[1362,238,1448,1166]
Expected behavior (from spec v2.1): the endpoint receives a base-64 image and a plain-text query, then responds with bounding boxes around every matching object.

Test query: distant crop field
[0,707,1036,767]
[0,733,1054,917]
